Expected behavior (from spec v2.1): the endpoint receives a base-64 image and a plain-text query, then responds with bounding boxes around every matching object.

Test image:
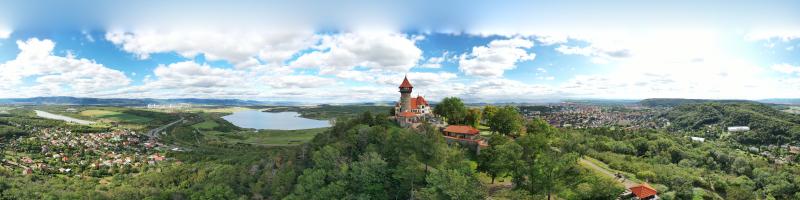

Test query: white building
[727,126,750,132]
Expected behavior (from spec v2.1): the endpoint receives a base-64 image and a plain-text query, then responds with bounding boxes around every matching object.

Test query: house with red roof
[441,125,488,153]
[626,183,659,200]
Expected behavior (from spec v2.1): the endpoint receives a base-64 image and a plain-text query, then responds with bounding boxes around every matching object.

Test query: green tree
[417,169,487,200]
[465,108,482,128]
[347,152,389,199]
[478,135,522,183]
[526,118,556,136]
[434,97,468,125]
[482,105,498,123]
[488,106,523,137]
[417,123,445,173]
[360,111,375,126]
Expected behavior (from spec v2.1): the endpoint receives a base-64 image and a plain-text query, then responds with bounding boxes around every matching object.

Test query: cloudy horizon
[1,1,799,103]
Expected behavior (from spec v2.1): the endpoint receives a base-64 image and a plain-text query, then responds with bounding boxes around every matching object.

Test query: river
[34,110,96,125]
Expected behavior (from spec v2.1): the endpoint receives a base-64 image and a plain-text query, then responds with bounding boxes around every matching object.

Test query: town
[2,127,168,177]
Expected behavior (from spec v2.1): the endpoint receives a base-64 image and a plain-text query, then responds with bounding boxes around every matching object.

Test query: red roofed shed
[629,183,658,199]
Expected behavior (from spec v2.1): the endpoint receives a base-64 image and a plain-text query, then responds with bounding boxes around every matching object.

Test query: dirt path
[579,157,638,188]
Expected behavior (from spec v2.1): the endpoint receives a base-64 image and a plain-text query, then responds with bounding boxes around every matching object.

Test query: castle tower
[399,76,413,112]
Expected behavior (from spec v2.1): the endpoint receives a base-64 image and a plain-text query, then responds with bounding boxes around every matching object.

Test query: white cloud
[105,29,317,66]
[458,37,536,77]
[420,52,448,68]
[771,63,800,75]
[535,35,568,46]
[555,44,631,64]
[265,75,337,88]
[0,38,130,97]
[290,32,422,74]
[150,61,246,89]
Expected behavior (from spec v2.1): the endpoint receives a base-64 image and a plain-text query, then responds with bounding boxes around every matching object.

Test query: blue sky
[0,1,799,102]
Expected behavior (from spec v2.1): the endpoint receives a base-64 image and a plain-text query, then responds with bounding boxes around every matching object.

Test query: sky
[0,0,799,103]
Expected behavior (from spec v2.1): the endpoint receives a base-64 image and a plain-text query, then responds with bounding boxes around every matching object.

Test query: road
[579,157,638,188]
[146,117,184,139]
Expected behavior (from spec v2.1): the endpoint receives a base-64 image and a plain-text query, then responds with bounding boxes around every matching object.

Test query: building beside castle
[394,76,433,127]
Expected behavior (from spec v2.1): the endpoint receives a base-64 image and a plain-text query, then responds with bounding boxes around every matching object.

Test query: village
[1,127,169,176]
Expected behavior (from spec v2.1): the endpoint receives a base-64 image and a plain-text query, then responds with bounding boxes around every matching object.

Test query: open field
[80,109,153,123]
[191,120,220,130]
[201,128,327,146]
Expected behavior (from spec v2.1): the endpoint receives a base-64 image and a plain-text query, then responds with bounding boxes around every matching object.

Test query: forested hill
[663,102,800,144]
[640,98,756,107]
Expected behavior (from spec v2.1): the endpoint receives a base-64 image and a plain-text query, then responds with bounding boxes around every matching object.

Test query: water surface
[222,110,330,130]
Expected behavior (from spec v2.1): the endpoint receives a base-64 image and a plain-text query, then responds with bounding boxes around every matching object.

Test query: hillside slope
[663,102,800,144]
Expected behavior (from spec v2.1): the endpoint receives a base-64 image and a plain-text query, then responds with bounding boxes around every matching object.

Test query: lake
[222,110,331,130]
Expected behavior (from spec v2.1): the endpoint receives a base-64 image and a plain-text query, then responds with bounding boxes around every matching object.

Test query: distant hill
[758,98,800,105]
[640,98,755,107]
[663,102,800,145]
[0,96,273,106]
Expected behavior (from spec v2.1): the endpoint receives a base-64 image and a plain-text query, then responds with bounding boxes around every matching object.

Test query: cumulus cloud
[105,29,317,66]
[290,32,422,75]
[0,38,130,97]
[150,61,246,89]
[420,52,449,68]
[458,37,535,77]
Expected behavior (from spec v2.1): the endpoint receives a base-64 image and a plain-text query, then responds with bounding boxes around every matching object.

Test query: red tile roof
[398,112,416,117]
[443,125,480,135]
[630,183,657,199]
[410,96,429,108]
[399,76,413,88]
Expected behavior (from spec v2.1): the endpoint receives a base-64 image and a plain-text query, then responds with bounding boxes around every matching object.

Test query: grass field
[80,109,152,123]
[191,120,220,130]
[200,128,327,146]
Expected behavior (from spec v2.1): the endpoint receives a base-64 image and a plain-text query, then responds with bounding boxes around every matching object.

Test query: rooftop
[443,125,480,135]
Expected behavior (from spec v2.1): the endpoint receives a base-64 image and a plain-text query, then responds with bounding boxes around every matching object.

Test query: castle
[394,76,433,127]
[393,76,488,151]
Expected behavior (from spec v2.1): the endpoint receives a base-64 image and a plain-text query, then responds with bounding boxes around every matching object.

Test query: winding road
[146,117,184,139]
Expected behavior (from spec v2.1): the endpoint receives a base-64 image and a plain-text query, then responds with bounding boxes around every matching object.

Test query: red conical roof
[399,76,413,88]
